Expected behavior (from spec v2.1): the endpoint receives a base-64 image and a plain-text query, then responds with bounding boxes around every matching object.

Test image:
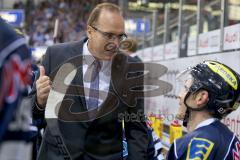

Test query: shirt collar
[83,41,112,75]
[195,118,217,130]
[130,53,138,58]
[83,40,95,66]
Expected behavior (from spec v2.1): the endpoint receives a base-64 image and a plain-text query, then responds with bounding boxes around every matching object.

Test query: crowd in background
[13,0,117,47]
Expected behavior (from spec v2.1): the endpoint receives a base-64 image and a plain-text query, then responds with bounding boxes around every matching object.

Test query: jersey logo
[0,55,31,106]
[233,141,240,160]
[123,140,128,157]
[187,138,214,160]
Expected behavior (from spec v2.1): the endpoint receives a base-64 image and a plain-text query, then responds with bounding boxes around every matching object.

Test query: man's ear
[86,25,92,40]
[195,90,209,106]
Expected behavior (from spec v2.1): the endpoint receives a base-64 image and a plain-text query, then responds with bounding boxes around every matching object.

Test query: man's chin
[103,52,116,60]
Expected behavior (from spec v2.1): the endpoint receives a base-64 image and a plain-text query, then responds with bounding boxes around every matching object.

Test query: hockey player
[167,60,240,160]
[0,18,34,159]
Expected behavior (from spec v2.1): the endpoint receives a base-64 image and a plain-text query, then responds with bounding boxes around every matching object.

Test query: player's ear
[195,90,209,106]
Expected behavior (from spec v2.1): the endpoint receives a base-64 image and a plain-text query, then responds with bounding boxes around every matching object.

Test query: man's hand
[36,66,52,109]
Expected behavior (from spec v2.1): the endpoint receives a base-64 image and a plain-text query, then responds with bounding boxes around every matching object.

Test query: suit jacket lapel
[70,39,88,111]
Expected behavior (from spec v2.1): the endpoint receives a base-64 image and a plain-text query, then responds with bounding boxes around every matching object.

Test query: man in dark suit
[31,3,149,160]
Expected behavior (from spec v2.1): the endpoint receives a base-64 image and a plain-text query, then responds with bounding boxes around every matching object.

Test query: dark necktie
[87,60,101,110]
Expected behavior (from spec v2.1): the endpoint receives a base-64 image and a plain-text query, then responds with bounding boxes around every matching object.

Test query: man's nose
[112,37,121,48]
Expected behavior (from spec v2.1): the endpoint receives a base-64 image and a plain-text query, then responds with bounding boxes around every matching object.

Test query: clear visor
[175,67,194,121]
[175,67,194,97]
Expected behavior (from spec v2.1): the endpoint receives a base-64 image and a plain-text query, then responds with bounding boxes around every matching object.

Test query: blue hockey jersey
[167,119,240,160]
[0,18,35,159]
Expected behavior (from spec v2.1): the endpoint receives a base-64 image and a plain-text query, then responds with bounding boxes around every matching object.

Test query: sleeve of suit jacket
[124,58,149,160]
[30,46,52,129]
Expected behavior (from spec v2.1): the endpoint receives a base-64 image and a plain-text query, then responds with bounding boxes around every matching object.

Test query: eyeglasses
[91,26,127,41]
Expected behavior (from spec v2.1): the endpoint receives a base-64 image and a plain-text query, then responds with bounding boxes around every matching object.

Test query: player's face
[87,9,126,61]
[176,79,192,121]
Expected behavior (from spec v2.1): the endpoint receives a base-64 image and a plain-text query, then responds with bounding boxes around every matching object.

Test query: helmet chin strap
[182,108,189,127]
[182,91,208,127]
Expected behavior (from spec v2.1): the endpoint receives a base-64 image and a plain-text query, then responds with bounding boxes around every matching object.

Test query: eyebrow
[105,31,126,36]
[99,28,125,35]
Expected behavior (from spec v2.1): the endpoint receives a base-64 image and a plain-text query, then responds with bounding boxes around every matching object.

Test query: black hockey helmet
[178,60,240,119]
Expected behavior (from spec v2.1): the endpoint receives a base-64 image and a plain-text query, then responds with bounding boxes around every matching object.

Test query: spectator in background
[120,37,142,62]
[13,0,25,9]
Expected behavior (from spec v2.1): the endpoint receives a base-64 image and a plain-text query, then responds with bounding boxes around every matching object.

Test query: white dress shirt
[82,41,112,108]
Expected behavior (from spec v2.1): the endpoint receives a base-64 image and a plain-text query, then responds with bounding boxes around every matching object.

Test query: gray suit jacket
[31,38,149,160]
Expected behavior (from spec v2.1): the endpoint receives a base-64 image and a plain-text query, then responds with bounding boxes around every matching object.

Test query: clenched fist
[36,66,52,109]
